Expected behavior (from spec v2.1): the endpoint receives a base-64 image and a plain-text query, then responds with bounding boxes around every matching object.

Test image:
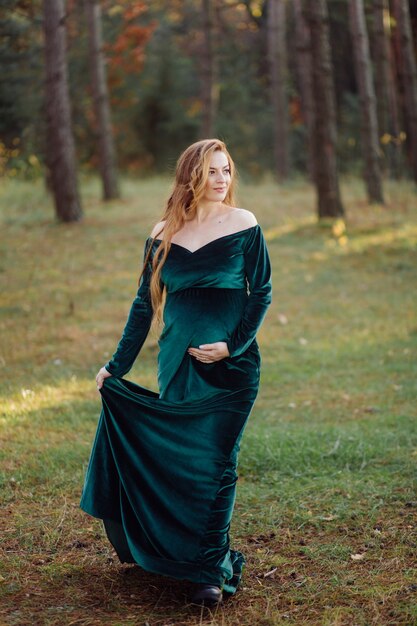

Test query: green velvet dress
[80,224,272,593]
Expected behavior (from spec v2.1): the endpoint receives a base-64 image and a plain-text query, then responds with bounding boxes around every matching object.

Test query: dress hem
[80,506,244,591]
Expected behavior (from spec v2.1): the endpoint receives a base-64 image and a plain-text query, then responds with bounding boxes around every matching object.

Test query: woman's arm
[226,225,272,358]
[103,238,155,378]
[187,224,272,364]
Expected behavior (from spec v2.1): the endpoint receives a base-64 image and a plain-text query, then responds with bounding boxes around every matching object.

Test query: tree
[306,0,344,218]
[294,0,315,181]
[392,0,417,182]
[5,0,414,182]
[0,1,38,143]
[85,0,119,200]
[348,0,384,203]
[43,0,82,222]
[267,0,289,181]
[201,0,219,137]
[371,0,401,178]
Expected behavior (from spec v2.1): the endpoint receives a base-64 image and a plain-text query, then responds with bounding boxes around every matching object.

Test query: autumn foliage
[107,2,155,76]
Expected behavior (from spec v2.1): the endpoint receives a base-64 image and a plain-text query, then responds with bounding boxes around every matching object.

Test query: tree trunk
[267,0,289,181]
[392,0,417,182]
[372,0,401,177]
[293,0,315,182]
[201,0,219,137]
[349,0,384,203]
[85,0,119,200]
[43,0,82,222]
[306,0,344,219]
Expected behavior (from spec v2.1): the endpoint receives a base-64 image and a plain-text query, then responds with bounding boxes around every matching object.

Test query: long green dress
[80,224,272,594]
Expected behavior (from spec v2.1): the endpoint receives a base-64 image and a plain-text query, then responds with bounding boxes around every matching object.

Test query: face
[203,151,231,202]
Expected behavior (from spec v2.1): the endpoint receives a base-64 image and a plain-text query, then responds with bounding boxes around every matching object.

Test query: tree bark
[306,0,344,218]
[392,0,417,182]
[267,0,289,181]
[43,0,82,222]
[201,0,219,137]
[372,0,390,139]
[293,0,315,181]
[372,0,401,178]
[85,0,119,200]
[349,0,384,203]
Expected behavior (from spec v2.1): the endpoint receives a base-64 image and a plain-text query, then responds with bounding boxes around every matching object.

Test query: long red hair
[140,138,238,326]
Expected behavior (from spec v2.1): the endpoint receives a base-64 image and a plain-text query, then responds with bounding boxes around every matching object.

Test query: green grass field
[0,176,416,625]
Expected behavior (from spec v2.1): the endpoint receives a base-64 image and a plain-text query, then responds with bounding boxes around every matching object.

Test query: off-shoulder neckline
[147,224,259,255]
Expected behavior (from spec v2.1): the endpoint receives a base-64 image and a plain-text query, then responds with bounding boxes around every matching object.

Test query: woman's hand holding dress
[96,366,112,390]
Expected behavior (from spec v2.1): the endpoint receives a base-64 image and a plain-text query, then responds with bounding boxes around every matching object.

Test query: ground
[0,176,416,625]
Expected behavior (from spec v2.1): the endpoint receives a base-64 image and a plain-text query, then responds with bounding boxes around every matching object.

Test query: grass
[0,174,416,625]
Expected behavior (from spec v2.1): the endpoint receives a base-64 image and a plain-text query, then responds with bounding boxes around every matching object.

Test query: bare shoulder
[229,208,258,229]
[150,220,166,239]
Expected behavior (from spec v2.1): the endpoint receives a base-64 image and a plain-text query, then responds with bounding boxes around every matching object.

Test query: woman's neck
[194,201,225,224]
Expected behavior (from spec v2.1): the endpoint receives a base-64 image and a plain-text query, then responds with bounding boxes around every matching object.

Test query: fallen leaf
[350,553,366,561]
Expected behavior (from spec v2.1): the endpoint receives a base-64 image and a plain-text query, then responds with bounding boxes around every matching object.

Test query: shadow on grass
[5,555,235,624]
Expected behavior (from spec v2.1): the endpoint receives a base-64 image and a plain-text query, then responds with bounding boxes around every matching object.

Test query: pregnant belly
[162,287,248,347]
[158,288,257,398]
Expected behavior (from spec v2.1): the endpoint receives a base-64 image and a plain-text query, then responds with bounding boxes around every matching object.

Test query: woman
[80,138,272,606]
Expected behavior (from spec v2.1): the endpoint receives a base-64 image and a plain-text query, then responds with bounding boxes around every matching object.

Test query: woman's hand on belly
[188,341,230,363]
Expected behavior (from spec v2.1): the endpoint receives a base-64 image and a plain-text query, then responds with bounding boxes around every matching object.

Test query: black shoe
[191,584,223,606]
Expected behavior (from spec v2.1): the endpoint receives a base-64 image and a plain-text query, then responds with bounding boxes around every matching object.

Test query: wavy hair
[139,138,237,326]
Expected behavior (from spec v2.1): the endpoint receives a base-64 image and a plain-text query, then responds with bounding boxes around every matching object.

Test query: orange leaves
[107,2,155,75]
[123,3,147,22]
[290,97,304,126]
[111,25,147,69]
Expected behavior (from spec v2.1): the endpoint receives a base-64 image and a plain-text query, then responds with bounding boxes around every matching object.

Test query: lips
[214,188,226,192]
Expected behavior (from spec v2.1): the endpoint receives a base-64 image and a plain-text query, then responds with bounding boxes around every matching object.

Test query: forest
[1,0,417,220]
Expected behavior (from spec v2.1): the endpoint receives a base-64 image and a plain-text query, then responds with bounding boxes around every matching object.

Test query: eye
[208,168,230,175]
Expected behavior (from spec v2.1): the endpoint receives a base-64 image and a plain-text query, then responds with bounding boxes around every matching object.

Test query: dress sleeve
[227,225,272,358]
[104,239,154,378]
